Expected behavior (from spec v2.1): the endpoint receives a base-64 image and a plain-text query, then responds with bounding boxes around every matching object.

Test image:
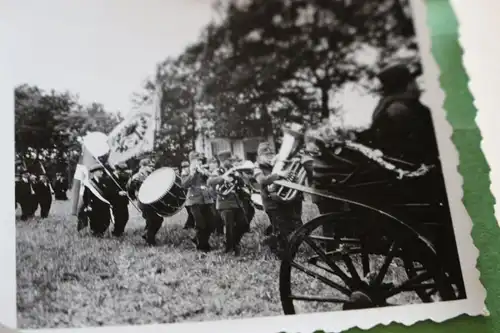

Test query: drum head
[138,167,177,205]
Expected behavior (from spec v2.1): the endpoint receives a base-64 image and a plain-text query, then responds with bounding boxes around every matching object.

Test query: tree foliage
[15,84,121,178]
[17,0,421,172]
[135,0,420,164]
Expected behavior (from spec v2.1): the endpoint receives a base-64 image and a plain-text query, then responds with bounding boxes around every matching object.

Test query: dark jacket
[107,171,130,206]
[255,162,302,211]
[34,180,52,202]
[181,171,213,206]
[357,90,439,165]
[15,178,36,204]
[207,166,241,210]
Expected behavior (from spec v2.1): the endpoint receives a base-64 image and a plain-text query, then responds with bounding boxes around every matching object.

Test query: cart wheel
[279,206,460,315]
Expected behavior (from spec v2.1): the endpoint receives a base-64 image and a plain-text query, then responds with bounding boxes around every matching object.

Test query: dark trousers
[77,205,89,231]
[142,205,164,245]
[54,190,67,200]
[187,204,214,251]
[266,203,303,253]
[112,204,129,236]
[37,196,52,218]
[239,197,255,232]
[184,207,195,229]
[219,208,247,253]
[19,195,36,220]
[210,204,224,234]
[88,203,111,236]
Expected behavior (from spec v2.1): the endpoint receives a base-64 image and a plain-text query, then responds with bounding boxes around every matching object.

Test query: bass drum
[137,167,187,217]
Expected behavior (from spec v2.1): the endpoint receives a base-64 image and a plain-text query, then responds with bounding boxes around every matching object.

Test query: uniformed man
[254,142,303,258]
[108,162,130,237]
[207,150,248,255]
[82,165,113,237]
[127,158,162,245]
[53,173,69,200]
[180,160,195,230]
[207,157,224,235]
[181,151,214,252]
[34,174,53,218]
[15,169,36,220]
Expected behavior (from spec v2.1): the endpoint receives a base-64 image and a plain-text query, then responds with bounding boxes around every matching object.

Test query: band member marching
[127,158,162,245]
[15,169,37,220]
[181,151,215,252]
[108,162,130,237]
[34,174,53,218]
[207,157,224,235]
[180,160,195,230]
[81,165,114,237]
[53,172,69,200]
[254,142,303,258]
[207,150,249,256]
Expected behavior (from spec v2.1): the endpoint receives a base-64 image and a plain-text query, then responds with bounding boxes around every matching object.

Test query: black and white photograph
[2,0,486,332]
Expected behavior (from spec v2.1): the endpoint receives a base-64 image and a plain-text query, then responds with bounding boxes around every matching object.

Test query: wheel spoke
[290,261,351,296]
[373,242,396,286]
[385,271,434,298]
[360,244,370,277]
[342,254,362,284]
[289,294,349,303]
[304,237,352,284]
[309,235,360,245]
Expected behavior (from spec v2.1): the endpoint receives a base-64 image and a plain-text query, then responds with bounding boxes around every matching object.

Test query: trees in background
[134,0,420,164]
[15,84,121,180]
[16,0,421,172]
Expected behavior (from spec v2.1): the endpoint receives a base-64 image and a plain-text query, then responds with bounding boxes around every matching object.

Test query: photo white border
[449,0,500,226]
[0,0,488,332]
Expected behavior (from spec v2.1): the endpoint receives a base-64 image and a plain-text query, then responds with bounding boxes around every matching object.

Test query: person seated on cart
[254,142,303,259]
[356,63,439,166]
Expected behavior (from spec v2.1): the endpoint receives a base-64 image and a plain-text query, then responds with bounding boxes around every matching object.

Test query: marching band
[15,63,434,259]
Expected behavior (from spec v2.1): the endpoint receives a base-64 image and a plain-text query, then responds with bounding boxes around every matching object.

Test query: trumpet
[216,161,256,196]
[268,123,308,201]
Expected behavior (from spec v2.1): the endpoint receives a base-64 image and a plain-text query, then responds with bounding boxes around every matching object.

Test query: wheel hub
[343,290,374,310]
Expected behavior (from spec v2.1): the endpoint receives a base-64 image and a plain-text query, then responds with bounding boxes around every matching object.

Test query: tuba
[268,123,308,201]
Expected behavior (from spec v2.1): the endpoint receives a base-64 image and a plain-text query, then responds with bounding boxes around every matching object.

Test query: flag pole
[80,137,143,214]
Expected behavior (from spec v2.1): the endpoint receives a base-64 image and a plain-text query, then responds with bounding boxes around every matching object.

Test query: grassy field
[16,196,323,329]
[16,194,423,329]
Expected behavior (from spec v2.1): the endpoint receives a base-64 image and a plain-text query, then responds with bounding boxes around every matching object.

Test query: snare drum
[137,167,187,217]
[250,193,264,211]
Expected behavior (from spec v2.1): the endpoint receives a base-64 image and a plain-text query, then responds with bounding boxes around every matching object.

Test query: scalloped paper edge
[448,0,500,226]
[0,0,488,332]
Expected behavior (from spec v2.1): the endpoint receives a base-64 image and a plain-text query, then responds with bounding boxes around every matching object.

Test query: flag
[106,87,162,166]
[70,143,109,215]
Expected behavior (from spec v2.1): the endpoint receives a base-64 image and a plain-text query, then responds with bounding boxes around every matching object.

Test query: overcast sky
[6,0,216,114]
[4,0,390,129]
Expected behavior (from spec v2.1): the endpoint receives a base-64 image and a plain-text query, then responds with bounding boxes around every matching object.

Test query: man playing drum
[127,158,163,245]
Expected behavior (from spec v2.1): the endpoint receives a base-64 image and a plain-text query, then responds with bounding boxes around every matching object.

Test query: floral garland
[343,141,434,179]
[304,122,434,180]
